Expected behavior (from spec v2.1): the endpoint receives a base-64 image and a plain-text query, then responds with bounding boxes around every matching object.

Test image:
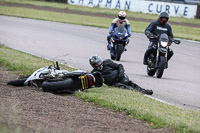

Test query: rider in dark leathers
[143,12,174,65]
[89,54,153,95]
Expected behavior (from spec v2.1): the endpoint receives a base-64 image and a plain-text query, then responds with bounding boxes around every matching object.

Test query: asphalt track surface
[0,15,200,111]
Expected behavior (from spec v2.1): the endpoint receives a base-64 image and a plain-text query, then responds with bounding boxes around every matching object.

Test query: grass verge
[0,43,200,132]
[1,0,200,25]
[0,5,200,41]
[0,44,74,75]
[0,126,7,133]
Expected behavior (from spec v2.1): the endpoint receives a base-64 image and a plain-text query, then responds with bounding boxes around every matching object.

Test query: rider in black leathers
[89,54,153,95]
[143,12,174,65]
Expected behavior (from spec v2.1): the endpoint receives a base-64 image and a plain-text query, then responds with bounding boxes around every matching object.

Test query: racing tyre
[110,54,115,60]
[42,78,73,92]
[147,67,156,76]
[116,44,124,61]
[7,78,28,86]
[156,56,166,78]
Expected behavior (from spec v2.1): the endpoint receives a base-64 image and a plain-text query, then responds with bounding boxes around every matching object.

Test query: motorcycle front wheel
[42,78,73,92]
[7,76,29,87]
[156,56,167,78]
[116,44,124,61]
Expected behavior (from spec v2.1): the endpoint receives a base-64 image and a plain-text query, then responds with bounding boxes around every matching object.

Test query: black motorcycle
[8,61,103,93]
[146,33,180,78]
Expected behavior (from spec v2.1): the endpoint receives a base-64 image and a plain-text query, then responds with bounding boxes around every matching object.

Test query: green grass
[0,45,74,75]
[1,0,200,25]
[0,126,21,133]
[0,6,200,41]
[0,126,7,133]
[0,43,200,132]
[75,86,200,132]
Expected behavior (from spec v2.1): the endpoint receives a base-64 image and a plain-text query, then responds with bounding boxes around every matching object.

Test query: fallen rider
[89,55,153,95]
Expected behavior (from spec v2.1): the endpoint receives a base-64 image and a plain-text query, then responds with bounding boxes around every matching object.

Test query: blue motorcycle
[109,24,130,61]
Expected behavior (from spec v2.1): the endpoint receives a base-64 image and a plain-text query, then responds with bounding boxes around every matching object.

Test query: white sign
[68,0,197,18]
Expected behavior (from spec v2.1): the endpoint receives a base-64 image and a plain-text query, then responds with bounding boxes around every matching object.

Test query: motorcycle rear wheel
[156,56,166,78]
[42,78,73,92]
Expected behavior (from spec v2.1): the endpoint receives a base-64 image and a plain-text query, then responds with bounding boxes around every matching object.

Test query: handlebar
[146,33,181,45]
[146,33,159,39]
[56,61,60,70]
[171,39,181,44]
[50,61,60,70]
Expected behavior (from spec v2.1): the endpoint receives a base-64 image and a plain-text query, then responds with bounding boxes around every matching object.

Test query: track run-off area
[0,15,200,111]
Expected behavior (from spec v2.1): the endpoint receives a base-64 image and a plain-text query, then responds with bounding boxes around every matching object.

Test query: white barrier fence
[68,0,198,18]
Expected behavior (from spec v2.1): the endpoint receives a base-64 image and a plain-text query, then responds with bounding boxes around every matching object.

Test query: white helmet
[118,11,126,20]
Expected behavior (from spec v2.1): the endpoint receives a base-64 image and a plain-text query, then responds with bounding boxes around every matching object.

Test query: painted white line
[145,95,172,105]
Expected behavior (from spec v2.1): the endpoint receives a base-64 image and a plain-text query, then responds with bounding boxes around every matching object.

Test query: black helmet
[89,54,103,71]
[159,12,169,24]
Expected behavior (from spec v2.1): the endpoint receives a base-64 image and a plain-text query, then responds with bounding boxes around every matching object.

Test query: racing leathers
[91,59,153,95]
[143,19,174,65]
[107,18,131,48]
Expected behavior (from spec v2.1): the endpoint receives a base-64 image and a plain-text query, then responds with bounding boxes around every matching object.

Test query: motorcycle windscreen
[117,24,126,33]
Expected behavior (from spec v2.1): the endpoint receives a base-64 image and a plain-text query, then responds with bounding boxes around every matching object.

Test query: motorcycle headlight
[160,41,168,47]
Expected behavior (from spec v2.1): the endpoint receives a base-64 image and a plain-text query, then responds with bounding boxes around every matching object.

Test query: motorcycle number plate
[81,75,88,91]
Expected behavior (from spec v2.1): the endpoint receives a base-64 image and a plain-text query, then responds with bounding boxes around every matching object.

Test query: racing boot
[141,89,153,95]
[143,48,153,65]
[107,42,110,50]
[166,49,174,68]
[143,56,148,65]
[124,39,129,52]
[107,37,111,50]
[128,81,153,95]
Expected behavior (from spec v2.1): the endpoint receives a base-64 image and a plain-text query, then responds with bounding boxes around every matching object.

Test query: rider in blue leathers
[107,11,131,50]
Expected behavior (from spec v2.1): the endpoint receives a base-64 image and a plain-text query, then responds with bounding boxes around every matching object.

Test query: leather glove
[146,33,154,38]
[109,31,112,34]
[118,70,125,80]
[128,33,131,37]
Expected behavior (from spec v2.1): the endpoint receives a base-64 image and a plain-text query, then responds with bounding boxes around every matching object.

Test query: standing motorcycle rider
[89,54,153,95]
[143,12,174,65]
[107,11,131,50]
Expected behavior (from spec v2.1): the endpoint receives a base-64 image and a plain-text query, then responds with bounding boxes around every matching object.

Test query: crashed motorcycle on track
[146,33,180,78]
[7,62,103,93]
